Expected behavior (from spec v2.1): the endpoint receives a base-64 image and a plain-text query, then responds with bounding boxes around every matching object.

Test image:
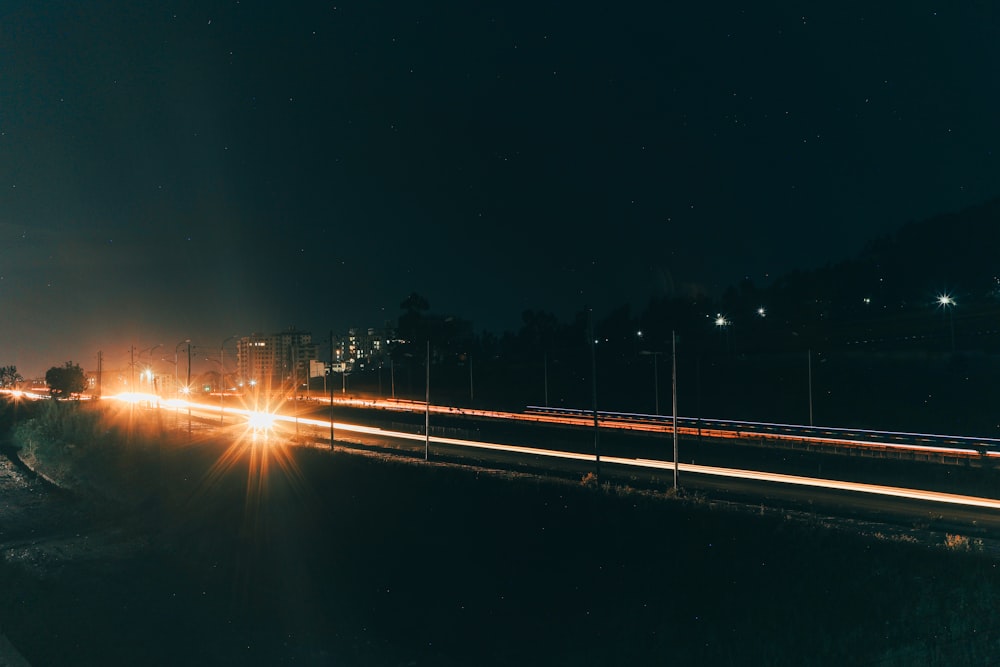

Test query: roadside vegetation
[5,399,172,506]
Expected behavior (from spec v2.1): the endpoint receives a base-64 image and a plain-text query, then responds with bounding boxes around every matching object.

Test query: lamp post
[714,313,730,353]
[589,308,600,478]
[186,340,192,435]
[424,340,430,461]
[220,335,238,423]
[292,342,300,436]
[807,349,814,427]
[937,294,956,352]
[672,330,679,491]
[639,350,662,415]
[334,329,335,451]
[130,343,161,395]
[543,352,549,407]
[174,339,191,399]
[173,339,192,436]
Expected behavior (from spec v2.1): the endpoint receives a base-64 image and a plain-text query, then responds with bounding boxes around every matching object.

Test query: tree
[397,292,432,345]
[45,361,87,399]
[0,365,23,388]
[400,292,430,315]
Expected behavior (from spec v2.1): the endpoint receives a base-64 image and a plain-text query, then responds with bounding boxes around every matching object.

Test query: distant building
[236,328,317,391]
[331,326,396,371]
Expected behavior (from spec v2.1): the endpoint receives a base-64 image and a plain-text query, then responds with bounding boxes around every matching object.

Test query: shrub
[945,533,970,551]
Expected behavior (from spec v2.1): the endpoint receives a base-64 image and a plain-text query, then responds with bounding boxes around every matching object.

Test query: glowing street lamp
[174,339,191,397]
[142,368,154,392]
[173,339,192,435]
[936,293,956,352]
[714,314,731,353]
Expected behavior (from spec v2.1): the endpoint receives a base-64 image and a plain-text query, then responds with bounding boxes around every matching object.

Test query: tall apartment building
[236,328,318,391]
[332,327,395,371]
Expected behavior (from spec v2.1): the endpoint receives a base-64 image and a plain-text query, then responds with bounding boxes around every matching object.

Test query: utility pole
[293,342,300,436]
[220,335,237,423]
[220,345,226,422]
[654,352,660,415]
[543,352,549,407]
[96,350,103,398]
[128,345,135,442]
[187,341,192,437]
[589,309,600,478]
[672,331,679,491]
[808,349,814,427]
[336,332,340,452]
[424,340,430,461]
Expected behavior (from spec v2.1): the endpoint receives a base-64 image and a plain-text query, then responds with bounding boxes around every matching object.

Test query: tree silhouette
[0,365,23,388]
[45,361,86,399]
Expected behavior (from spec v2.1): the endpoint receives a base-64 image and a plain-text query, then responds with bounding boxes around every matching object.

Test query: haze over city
[2,1,998,378]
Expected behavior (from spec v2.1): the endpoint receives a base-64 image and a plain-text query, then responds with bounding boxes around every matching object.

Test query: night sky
[2,1,998,377]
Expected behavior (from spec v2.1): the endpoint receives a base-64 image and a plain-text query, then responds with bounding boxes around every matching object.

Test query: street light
[714,314,731,353]
[589,309,599,478]
[174,339,191,398]
[936,293,956,352]
[174,339,192,435]
[133,344,162,396]
[672,331,679,491]
[425,340,430,461]
[220,335,238,422]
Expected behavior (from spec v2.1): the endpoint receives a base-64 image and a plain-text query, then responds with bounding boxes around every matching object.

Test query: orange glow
[112,392,161,405]
[246,409,277,434]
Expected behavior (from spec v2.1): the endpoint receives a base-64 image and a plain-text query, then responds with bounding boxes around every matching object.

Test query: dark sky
[2,1,998,377]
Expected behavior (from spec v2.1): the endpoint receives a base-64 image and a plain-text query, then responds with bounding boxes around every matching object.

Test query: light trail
[327,397,1000,460]
[127,395,1000,512]
[616,458,1000,511]
[420,433,1000,510]
[18,390,998,460]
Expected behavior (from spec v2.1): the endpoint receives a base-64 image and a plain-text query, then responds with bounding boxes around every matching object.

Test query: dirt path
[0,631,31,667]
[0,449,148,574]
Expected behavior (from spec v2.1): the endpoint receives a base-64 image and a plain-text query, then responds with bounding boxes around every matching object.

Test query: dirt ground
[0,452,151,666]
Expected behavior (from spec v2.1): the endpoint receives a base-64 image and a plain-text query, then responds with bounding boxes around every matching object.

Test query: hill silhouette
[363,196,1000,436]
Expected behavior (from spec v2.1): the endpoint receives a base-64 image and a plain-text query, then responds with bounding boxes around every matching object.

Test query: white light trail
[117,395,1000,511]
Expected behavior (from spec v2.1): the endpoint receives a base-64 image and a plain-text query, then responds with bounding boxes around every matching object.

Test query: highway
[7,389,999,534]
[266,393,1000,462]
[94,392,1000,535]
[11,387,998,460]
